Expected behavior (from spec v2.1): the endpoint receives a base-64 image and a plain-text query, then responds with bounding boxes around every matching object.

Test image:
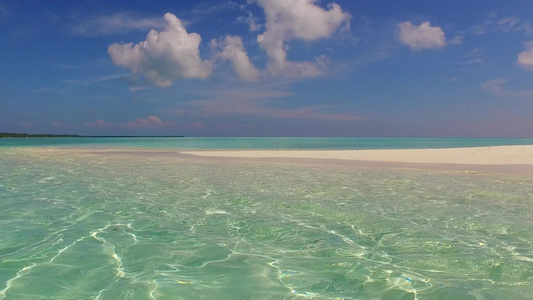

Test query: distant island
[0,132,83,138]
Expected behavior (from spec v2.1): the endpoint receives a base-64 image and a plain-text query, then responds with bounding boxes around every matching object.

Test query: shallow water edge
[1,147,532,299]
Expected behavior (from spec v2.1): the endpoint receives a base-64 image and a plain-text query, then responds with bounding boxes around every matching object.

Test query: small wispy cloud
[71,12,164,36]
[482,79,533,98]
[84,119,112,128]
[64,74,133,86]
[129,86,153,92]
[181,99,366,121]
[183,1,243,26]
[124,116,175,129]
[19,121,33,128]
[469,13,533,36]
[64,73,150,92]
[462,48,489,67]
[36,86,54,93]
[236,11,261,32]
[84,116,175,129]
[170,87,366,121]
[50,121,74,129]
[51,63,82,70]
[35,86,69,95]
[448,35,463,45]
[0,4,11,19]
[191,1,241,17]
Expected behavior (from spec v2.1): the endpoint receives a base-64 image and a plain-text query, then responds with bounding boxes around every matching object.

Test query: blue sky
[1,0,532,137]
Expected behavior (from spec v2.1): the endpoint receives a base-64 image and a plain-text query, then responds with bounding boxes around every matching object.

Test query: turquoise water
[1,140,533,299]
[2,137,533,150]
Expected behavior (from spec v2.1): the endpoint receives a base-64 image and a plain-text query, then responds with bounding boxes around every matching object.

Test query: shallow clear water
[1,148,532,299]
[2,137,533,150]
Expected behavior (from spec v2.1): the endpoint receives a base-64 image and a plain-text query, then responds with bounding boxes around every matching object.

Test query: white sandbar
[180,146,533,174]
[23,145,533,175]
[181,146,533,165]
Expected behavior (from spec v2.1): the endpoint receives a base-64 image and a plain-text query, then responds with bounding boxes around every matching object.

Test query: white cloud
[108,13,212,87]
[72,12,164,36]
[212,35,259,81]
[397,21,447,51]
[517,41,533,70]
[252,0,350,77]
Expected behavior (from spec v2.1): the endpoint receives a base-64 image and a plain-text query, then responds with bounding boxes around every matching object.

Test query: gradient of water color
[2,137,533,150]
[1,141,532,299]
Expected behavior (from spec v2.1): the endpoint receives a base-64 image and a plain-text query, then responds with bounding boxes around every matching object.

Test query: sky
[1,0,532,137]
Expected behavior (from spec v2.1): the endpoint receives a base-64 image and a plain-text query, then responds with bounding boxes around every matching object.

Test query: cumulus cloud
[397,21,447,50]
[211,35,260,81]
[108,13,212,87]
[252,0,350,77]
[517,41,533,70]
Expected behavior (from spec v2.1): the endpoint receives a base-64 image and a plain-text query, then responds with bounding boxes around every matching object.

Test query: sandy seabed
[2,145,533,299]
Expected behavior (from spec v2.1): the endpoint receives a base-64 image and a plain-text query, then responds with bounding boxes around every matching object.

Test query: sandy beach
[180,145,533,175]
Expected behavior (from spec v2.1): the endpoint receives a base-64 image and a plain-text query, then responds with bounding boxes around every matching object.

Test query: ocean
[0,138,532,299]
[2,137,533,149]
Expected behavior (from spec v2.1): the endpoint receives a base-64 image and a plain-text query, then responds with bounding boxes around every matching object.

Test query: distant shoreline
[0,133,83,138]
[0,133,186,138]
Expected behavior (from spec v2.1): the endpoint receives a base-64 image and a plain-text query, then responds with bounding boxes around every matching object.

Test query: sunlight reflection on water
[0,148,532,299]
